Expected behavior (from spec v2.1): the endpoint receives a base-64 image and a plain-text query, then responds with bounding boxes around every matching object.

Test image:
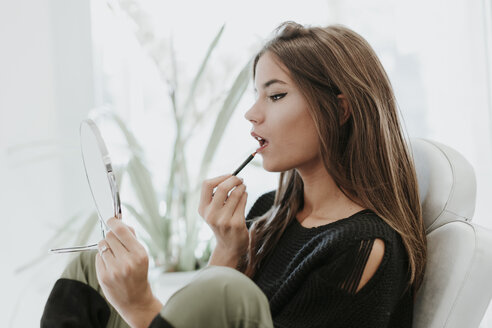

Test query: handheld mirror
[50,119,121,253]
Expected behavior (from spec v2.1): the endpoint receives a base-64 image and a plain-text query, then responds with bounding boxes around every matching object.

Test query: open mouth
[253,135,269,152]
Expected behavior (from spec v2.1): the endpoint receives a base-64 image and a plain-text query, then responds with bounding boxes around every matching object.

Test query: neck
[296,160,360,219]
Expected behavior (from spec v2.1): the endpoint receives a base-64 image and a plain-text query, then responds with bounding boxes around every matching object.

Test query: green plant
[101,6,253,270]
[91,25,252,273]
[15,2,252,274]
[104,1,254,271]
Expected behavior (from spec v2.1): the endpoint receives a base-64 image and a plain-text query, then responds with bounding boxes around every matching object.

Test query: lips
[251,132,269,152]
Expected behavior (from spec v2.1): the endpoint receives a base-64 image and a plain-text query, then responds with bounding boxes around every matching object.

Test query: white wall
[0,0,96,326]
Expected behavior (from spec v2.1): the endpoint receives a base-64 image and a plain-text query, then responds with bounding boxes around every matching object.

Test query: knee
[161,266,272,327]
[197,265,250,285]
[191,265,264,297]
[204,266,271,318]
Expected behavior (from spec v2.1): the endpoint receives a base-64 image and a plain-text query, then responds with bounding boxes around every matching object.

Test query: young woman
[42,21,426,328]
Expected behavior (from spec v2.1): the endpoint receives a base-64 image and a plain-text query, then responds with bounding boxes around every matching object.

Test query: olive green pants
[61,251,274,328]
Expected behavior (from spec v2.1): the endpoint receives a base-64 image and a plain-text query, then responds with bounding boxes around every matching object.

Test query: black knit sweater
[41,191,413,328]
[246,191,413,328]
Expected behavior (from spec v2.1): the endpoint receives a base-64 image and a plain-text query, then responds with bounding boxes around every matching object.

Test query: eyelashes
[252,92,288,102]
[269,93,287,102]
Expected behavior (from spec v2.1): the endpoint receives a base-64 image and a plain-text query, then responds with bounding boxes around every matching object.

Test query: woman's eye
[269,93,287,102]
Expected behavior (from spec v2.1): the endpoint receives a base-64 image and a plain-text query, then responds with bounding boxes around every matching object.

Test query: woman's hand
[95,217,163,328]
[198,174,249,268]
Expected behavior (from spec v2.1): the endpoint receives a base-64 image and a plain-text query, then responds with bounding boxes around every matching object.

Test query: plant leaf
[126,156,165,235]
[73,212,99,246]
[182,24,225,120]
[105,110,145,158]
[122,202,164,244]
[15,210,88,274]
[198,58,252,182]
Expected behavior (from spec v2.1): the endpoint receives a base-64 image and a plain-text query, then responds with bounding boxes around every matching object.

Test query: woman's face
[244,51,321,173]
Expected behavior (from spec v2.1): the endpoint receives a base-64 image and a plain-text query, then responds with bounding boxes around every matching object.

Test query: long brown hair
[242,21,427,295]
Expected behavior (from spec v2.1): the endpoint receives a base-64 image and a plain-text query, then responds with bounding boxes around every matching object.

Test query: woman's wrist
[123,290,163,328]
[208,246,242,268]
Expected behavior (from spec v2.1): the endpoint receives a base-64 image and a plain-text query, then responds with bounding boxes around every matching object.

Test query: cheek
[291,126,320,159]
[269,112,320,163]
[283,111,319,150]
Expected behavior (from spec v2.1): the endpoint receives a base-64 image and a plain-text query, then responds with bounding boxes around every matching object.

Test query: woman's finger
[105,230,130,255]
[222,183,247,218]
[198,174,230,215]
[231,191,248,225]
[95,251,106,274]
[211,176,244,207]
[98,239,117,269]
[106,217,140,251]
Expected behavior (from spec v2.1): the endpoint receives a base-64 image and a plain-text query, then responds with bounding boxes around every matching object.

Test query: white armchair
[410,138,492,327]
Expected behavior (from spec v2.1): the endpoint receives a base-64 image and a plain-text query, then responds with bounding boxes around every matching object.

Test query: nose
[244,101,263,125]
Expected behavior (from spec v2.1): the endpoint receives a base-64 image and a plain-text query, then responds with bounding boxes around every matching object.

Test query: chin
[262,159,293,173]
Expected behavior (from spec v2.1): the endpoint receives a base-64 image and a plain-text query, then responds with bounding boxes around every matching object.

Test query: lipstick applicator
[211,151,257,197]
[232,151,257,176]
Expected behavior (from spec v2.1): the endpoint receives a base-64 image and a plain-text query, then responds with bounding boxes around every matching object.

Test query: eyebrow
[254,79,287,92]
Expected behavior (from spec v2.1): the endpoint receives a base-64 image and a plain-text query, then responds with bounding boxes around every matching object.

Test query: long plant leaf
[198,58,252,182]
[179,58,252,270]
[100,111,171,261]
[126,156,164,234]
[182,24,225,120]
[183,92,225,143]
[164,131,181,218]
[73,212,99,246]
[105,111,145,158]
[169,35,179,121]
[15,210,88,273]
[164,26,225,218]
[122,202,163,245]
[46,212,99,270]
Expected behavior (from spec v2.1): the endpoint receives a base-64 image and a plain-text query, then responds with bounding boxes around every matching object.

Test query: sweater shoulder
[341,212,399,240]
[293,212,406,277]
[312,213,409,289]
[322,211,401,244]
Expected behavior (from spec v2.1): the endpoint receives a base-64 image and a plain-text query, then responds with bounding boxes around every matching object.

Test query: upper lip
[251,131,267,142]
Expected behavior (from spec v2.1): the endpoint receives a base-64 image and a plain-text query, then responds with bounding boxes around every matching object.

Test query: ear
[337,94,351,125]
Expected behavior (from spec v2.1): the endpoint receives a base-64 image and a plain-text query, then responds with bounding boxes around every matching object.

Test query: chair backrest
[410,138,492,328]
